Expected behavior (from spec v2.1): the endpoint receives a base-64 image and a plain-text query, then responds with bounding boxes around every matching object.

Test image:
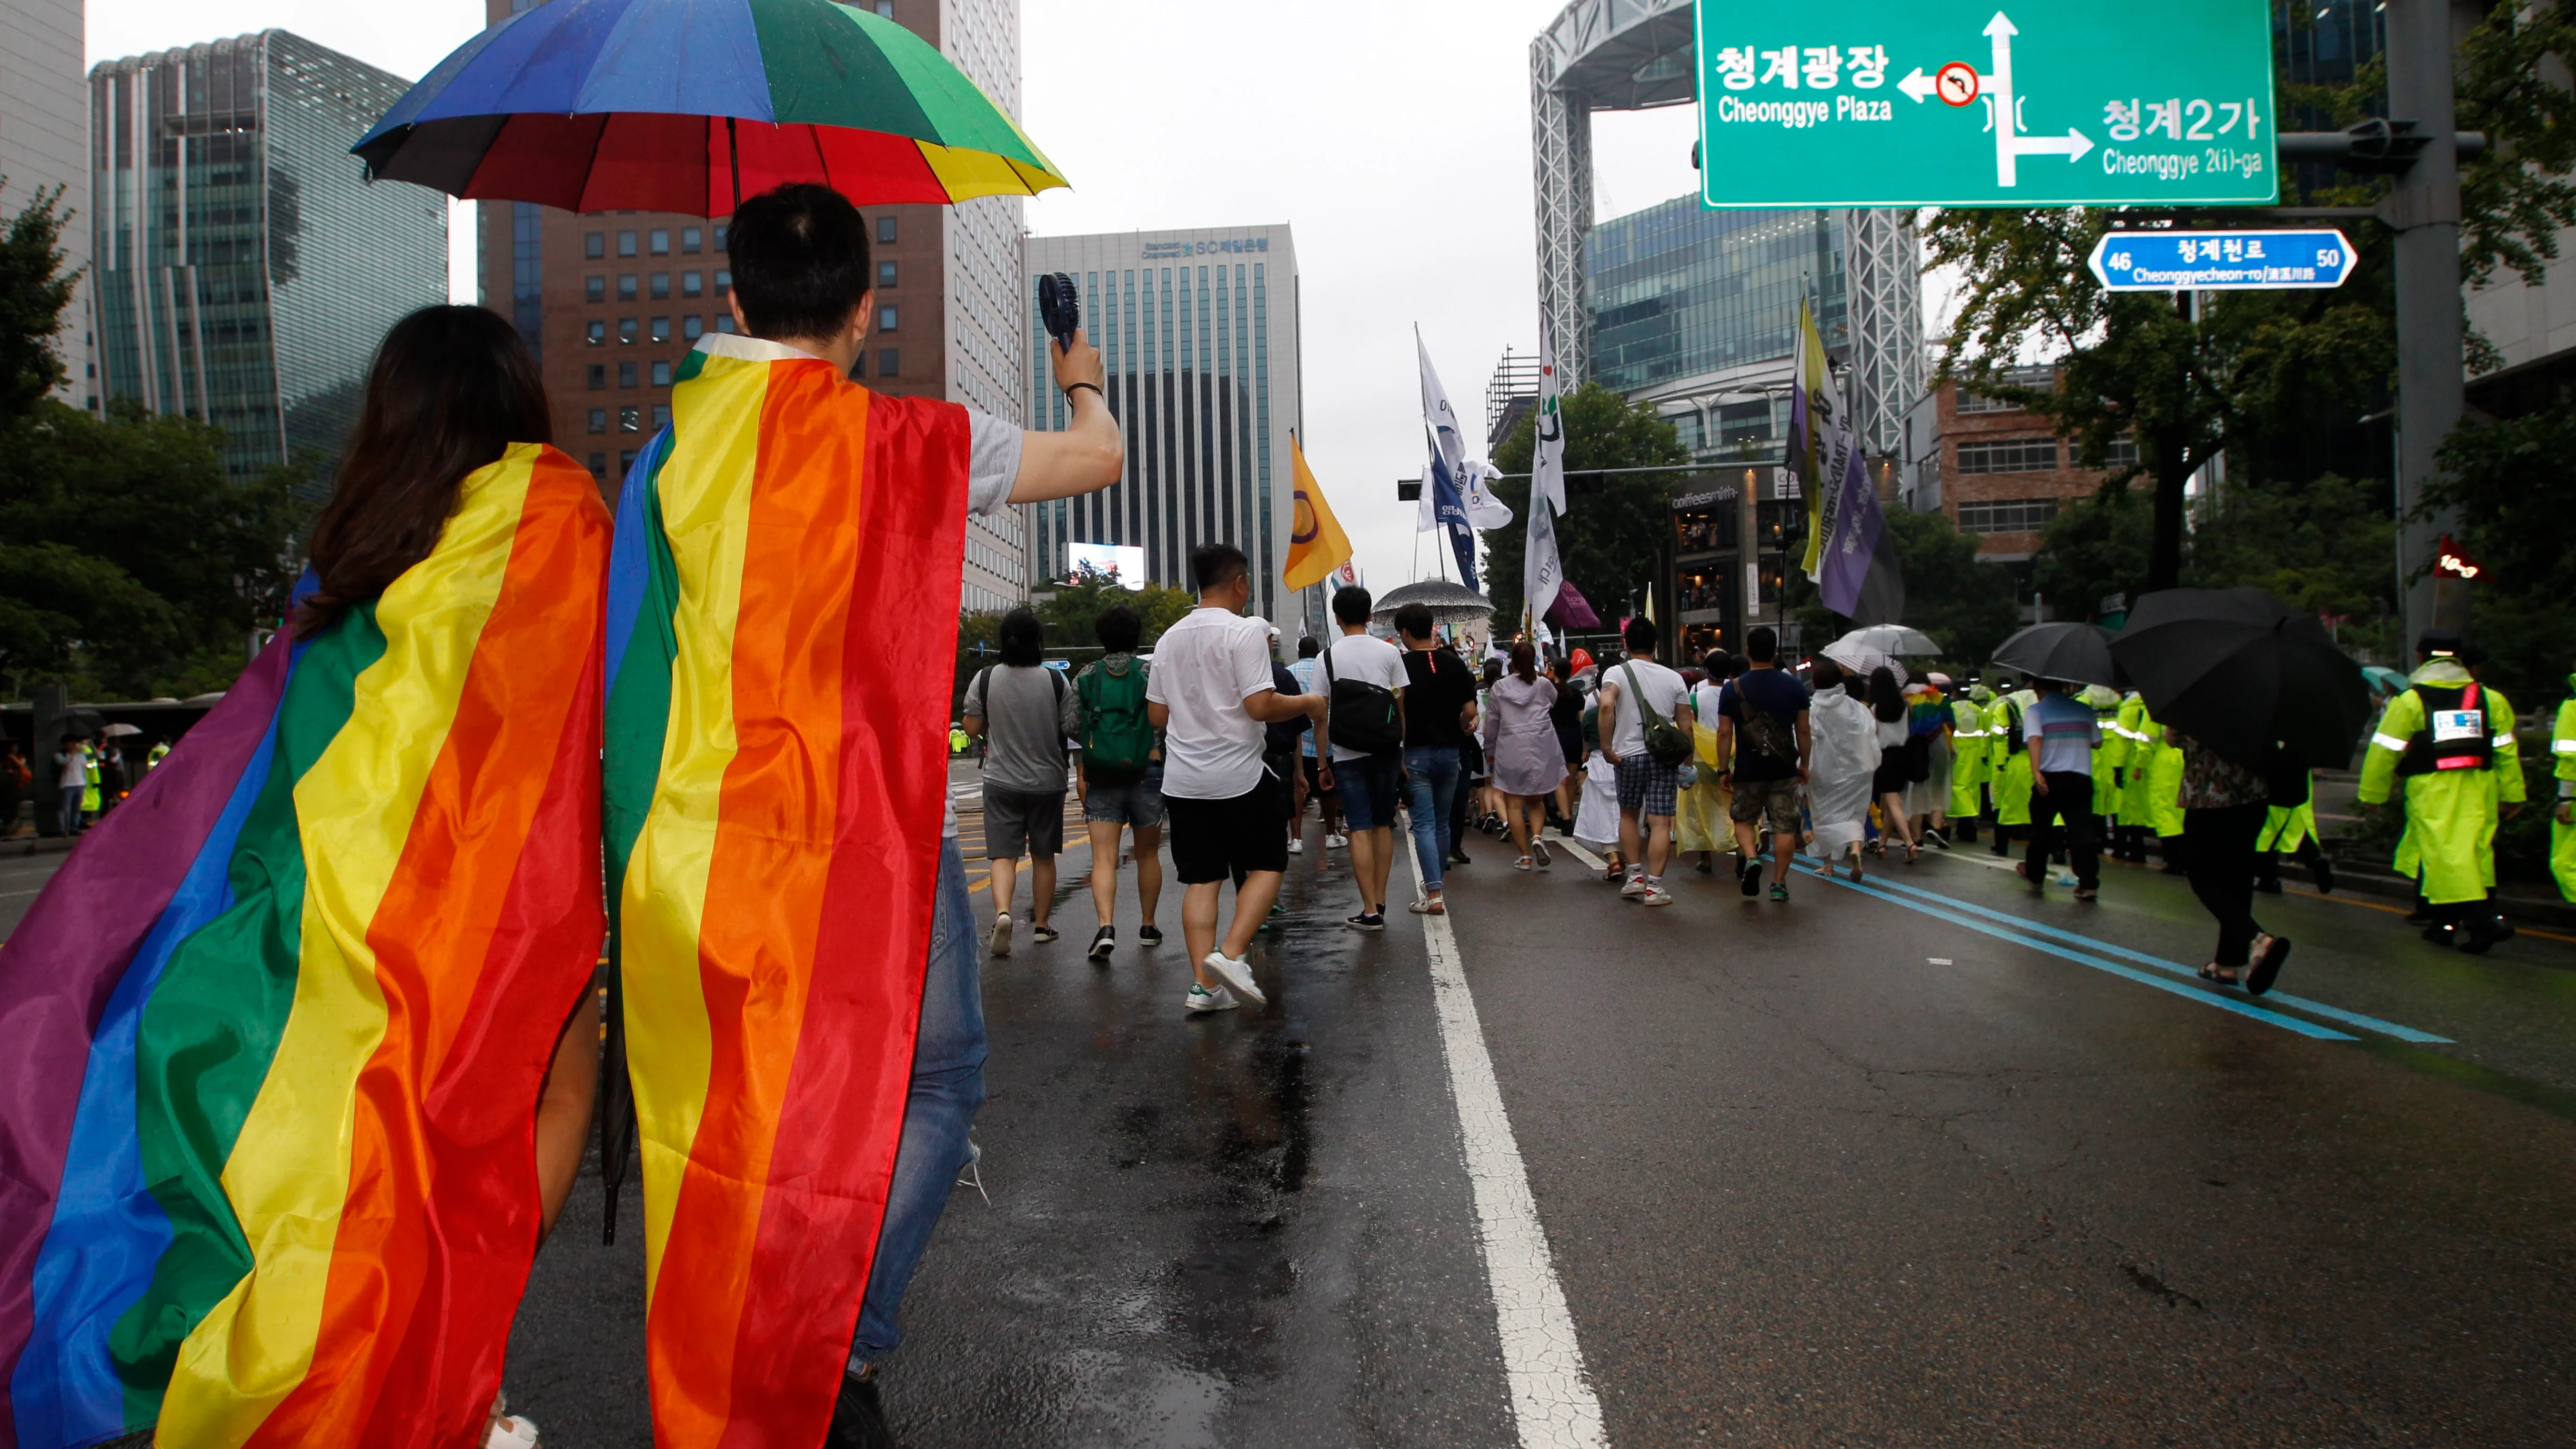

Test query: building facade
[2,0,92,410]
[90,31,443,489]
[1898,370,2126,564]
[477,0,1033,616]
[1023,226,1303,625]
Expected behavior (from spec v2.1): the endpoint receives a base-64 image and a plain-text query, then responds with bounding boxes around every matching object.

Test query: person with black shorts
[1713,625,1814,902]
[1290,637,1345,847]
[1145,544,1326,1013]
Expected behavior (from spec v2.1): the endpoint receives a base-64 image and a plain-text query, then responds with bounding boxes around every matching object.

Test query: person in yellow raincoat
[1676,652,1736,871]
[1986,678,2035,856]
[2119,695,2186,872]
[2553,660,2576,902]
[2083,684,2127,837]
[2357,632,2523,952]
[1949,681,1991,841]
[2254,772,2334,894]
[2109,690,2152,860]
[77,740,101,823]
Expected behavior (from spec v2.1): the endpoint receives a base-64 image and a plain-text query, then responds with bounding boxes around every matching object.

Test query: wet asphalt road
[15,764,2576,1445]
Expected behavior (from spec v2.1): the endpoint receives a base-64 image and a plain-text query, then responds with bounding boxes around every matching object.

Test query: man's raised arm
[1012,332,1124,503]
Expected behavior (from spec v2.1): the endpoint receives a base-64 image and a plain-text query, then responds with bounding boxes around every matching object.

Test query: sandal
[1513,856,1536,871]
[2246,934,2292,995]
[1408,896,1447,915]
[2197,961,2243,987]
[1030,924,1059,945]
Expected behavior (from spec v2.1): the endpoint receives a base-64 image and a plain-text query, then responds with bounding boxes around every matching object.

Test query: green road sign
[1694,2,2279,208]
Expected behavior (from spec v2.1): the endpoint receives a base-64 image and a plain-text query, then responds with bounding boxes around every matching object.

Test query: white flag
[1532,314,1567,518]
[1462,459,1514,529]
[1524,489,1566,637]
[1416,329,1473,534]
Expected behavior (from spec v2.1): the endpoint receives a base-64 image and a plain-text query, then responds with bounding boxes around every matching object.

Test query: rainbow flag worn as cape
[0,443,611,1449]
[603,335,970,1446]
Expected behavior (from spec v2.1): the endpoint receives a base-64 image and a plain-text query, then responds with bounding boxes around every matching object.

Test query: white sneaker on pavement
[1288,837,1305,856]
[1619,874,1648,899]
[1202,950,1266,1007]
[1325,832,1349,849]
[1642,882,1675,906]
[989,913,1012,958]
[1185,983,1239,1013]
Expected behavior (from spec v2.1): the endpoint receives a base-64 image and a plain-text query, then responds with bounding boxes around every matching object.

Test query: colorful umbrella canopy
[351,0,1066,216]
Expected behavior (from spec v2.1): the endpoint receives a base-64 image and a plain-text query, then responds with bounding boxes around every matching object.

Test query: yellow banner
[1282,434,1354,592]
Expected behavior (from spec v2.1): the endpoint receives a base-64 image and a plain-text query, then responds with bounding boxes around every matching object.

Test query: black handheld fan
[1039,271,1080,355]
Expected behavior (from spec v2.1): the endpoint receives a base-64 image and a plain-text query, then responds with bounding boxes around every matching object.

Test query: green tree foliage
[1034,562,1195,652]
[0,188,308,700]
[2430,404,2576,702]
[1786,506,2019,665]
[1481,384,1689,621]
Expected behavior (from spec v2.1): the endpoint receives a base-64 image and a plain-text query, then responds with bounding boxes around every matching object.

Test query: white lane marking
[1554,837,1608,872]
[1405,846,1608,1449]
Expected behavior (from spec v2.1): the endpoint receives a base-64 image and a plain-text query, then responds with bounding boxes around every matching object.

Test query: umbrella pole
[727,116,741,213]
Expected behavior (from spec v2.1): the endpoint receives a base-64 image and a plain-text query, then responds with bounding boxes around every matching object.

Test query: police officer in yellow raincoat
[2254,774,2334,894]
[1986,678,2036,855]
[2553,658,2576,902]
[1949,682,1993,841]
[2120,695,2186,872]
[2110,690,2151,860]
[2357,632,2523,952]
[2084,684,2127,831]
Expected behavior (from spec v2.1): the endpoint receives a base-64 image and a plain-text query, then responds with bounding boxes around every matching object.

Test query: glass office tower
[1586,200,1848,403]
[90,31,446,491]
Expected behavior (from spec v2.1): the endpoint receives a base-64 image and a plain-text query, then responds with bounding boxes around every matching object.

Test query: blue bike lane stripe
[1861,870,2454,1044]
[1787,864,2358,1041]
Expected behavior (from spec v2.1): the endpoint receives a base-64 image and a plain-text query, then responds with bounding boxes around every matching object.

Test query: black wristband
[1064,381,1103,401]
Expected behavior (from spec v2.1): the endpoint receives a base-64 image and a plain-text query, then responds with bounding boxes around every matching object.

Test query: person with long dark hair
[1866,665,1920,863]
[2,305,609,1448]
[1483,640,1566,870]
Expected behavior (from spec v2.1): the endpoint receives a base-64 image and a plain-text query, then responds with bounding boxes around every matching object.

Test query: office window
[585,232,606,259]
[878,260,897,288]
[875,1,892,14]
[585,275,606,303]
[1955,438,2059,475]
[586,320,607,346]
[650,228,670,256]
[716,315,738,334]
[618,230,638,257]
[587,364,606,389]
[713,223,728,249]
[2102,434,2140,469]
[878,347,899,375]
[619,318,640,345]
[682,270,703,298]
[589,451,608,478]
[620,448,637,472]
[682,315,705,340]
[1956,497,2062,534]
[618,361,638,388]
[650,317,671,343]
[878,306,898,332]
[1955,390,2023,416]
[682,226,702,254]
[878,215,896,245]
[653,404,672,430]
[714,269,731,297]
[618,406,641,432]
[619,275,640,302]
[587,408,607,434]
[650,273,671,300]
[651,360,672,386]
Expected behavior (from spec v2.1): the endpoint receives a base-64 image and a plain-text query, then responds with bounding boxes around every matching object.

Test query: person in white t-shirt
[1594,616,1694,905]
[1315,585,1409,930]
[1145,543,1326,1014]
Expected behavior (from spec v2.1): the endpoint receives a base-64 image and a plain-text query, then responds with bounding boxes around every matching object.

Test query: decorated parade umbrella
[1372,579,1495,628]
[351,0,1067,216]
[1990,620,2120,688]
[1831,623,1941,657]
[2109,587,2370,772]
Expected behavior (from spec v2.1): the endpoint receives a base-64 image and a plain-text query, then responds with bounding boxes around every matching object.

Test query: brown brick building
[1898,366,2129,562]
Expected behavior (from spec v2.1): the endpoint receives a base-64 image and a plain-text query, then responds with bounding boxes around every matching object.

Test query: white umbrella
[1818,639,1899,678]
[100,723,143,738]
[1832,624,1941,656]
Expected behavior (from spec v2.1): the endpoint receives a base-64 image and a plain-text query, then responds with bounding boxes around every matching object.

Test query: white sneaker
[1532,839,1553,869]
[1641,882,1675,907]
[989,913,1012,958]
[1619,874,1648,899]
[1325,832,1349,849]
[1202,950,1266,1007]
[485,1393,539,1449]
[1185,983,1239,1013]
[1288,837,1305,856]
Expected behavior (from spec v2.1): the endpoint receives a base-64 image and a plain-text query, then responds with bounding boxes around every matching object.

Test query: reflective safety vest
[2397,681,2494,775]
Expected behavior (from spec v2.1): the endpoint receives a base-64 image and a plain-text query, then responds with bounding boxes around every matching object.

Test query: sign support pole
[2386,0,2467,647]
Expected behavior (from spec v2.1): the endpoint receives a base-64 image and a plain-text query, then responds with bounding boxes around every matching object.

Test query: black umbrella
[2108,587,2370,771]
[1989,621,2120,688]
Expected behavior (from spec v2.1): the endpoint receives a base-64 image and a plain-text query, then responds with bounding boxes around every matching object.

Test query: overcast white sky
[89,0,1709,591]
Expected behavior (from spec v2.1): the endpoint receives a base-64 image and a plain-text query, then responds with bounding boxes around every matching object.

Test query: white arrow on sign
[1977,11,2092,187]
[1896,67,1939,104]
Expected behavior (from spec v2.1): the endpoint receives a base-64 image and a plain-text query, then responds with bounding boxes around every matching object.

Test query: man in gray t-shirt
[963,606,1083,956]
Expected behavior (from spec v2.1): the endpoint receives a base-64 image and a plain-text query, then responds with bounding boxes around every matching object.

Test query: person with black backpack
[1074,604,1166,960]
[1712,625,1814,902]
[1320,583,1408,931]
[963,607,1082,959]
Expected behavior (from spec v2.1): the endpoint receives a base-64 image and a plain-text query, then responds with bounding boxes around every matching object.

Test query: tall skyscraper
[89,32,447,489]
[477,0,1033,616]
[1023,226,1303,625]
[2,0,91,411]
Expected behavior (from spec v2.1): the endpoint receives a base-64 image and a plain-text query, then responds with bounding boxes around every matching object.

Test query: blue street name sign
[2086,229,2358,291]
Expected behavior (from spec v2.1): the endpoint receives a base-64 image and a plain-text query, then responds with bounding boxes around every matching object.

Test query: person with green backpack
[1595,616,1697,906]
[1074,603,1168,960]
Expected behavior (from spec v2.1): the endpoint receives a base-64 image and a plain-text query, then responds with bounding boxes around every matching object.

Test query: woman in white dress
[1805,658,1884,880]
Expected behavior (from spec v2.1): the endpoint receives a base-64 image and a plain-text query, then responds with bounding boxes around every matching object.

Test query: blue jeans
[55,789,82,836]
[848,839,987,1368]
[1403,746,1460,894]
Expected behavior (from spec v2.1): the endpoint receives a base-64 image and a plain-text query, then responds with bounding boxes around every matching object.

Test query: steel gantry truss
[1844,207,1928,456]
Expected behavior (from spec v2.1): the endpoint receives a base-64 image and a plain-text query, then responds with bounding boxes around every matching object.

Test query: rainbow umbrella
[352,0,1065,216]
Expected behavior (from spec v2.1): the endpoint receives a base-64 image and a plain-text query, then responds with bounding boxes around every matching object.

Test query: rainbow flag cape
[0,443,611,1449]
[603,336,970,1446]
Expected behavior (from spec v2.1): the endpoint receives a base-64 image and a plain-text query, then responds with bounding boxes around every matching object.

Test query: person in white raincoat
[1805,658,1884,879]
